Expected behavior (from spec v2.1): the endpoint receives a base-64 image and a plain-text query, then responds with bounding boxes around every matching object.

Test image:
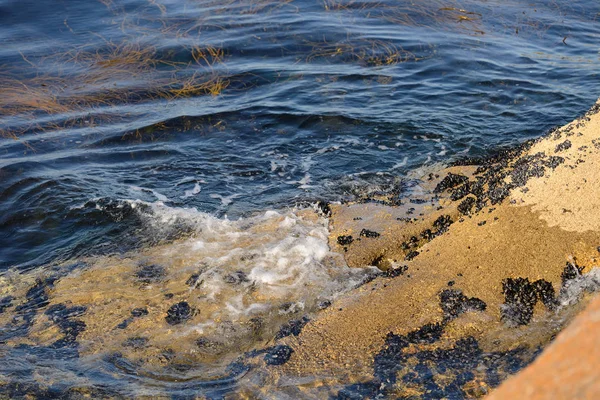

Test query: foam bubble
[130,185,170,202]
[181,182,201,199]
[30,202,376,363]
[209,193,240,206]
[558,267,600,308]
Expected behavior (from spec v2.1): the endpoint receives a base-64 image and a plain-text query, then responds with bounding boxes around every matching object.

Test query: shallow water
[0,0,599,397]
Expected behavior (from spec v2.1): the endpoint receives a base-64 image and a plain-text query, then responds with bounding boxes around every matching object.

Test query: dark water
[0,0,599,397]
[0,0,598,270]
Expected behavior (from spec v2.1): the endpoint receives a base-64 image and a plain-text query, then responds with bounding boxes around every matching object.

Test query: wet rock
[116,318,132,329]
[486,295,600,399]
[165,301,193,325]
[434,173,469,193]
[224,271,249,285]
[317,201,331,217]
[318,300,332,310]
[385,265,408,278]
[0,381,58,399]
[501,278,538,325]
[420,229,434,240]
[417,336,483,374]
[225,360,251,379]
[131,307,148,317]
[117,308,148,329]
[275,316,310,339]
[264,345,294,365]
[450,184,469,202]
[369,254,391,270]
[487,184,512,205]
[359,229,380,238]
[248,317,263,335]
[561,262,584,285]
[532,280,558,310]
[196,338,224,353]
[406,322,445,345]
[501,276,560,325]
[279,302,302,313]
[64,385,126,399]
[58,320,86,343]
[45,304,87,323]
[161,348,176,361]
[544,156,565,169]
[373,324,443,387]
[50,324,86,349]
[337,235,354,246]
[458,197,476,215]
[7,279,56,338]
[43,304,87,347]
[449,180,483,202]
[335,382,380,400]
[0,296,14,313]
[135,264,166,284]
[186,273,201,287]
[123,336,149,349]
[439,289,487,320]
[358,314,539,399]
[170,363,194,373]
[355,268,383,287]
[410,198,429,204]
[17,278,54,312]
[433,215,453,234]
[510,155,546,187]
[555,140,572,153]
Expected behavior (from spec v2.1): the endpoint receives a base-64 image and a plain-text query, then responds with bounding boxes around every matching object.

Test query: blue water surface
[0,0,598,269]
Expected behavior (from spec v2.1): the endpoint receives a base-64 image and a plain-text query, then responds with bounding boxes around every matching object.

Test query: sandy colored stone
[269,99,600,391]
[278,203,600,379]
[3,101,600,397]
[515,111,600,232]
[1,207,362,379]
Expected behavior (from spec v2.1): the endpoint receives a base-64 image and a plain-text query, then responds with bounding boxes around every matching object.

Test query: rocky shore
[1,100,600,398]
[256,99,600,398]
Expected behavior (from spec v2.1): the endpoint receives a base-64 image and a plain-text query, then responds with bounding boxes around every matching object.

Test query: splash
[0,201,375,382]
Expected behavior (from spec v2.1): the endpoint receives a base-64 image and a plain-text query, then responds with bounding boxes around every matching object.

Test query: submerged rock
[165,302,193,325]
[360,229,381,238]
[264,345,294,366]
[135,264,166,284]
[337,235,354,246]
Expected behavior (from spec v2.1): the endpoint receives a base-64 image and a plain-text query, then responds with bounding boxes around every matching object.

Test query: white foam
[209,193,240,206]
[298,173,312,189]
[181,182,201,199]
[130,186,170,202]
[558,266,600,308]
[391,156,408,170]
[122,202,374,333]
